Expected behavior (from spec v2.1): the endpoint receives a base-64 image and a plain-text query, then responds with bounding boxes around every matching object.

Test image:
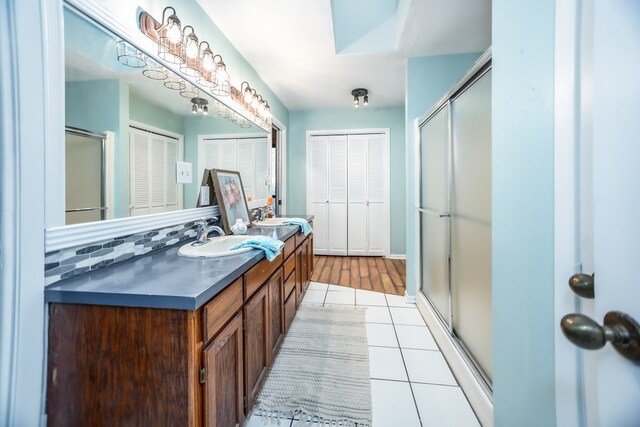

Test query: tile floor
[244,282,480,427]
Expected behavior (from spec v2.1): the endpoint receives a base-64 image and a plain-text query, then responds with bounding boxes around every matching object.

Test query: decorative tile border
[44,217,219,286]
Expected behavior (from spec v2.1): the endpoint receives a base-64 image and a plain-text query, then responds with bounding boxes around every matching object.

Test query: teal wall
[404,53,481,295]
[492,0,556,425]
[129,93,185,135]
[288,107,406,255]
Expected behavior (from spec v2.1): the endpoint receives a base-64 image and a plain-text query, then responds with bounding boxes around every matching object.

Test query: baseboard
[403,292,416,304]
[386,254,406,260]
[416,293,493,427]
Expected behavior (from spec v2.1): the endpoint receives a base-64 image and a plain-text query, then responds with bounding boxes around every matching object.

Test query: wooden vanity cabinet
[203,313,244,427]
[46,227,312,427]
[267,267,284,360]
[243,284,270,412]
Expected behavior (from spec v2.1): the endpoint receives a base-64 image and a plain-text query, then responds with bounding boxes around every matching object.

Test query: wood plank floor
[311,256,406,296]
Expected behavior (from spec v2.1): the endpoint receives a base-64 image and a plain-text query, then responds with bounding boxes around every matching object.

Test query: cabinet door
[295,247,303,306]
[203,313,244,427]
[267,268,284,361]
[244,285,270,412]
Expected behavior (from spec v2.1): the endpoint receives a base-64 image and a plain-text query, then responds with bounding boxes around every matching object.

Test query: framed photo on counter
[210,169,252,233]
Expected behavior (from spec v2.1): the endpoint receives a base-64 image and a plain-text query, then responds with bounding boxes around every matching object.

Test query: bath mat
[252,305,372,426]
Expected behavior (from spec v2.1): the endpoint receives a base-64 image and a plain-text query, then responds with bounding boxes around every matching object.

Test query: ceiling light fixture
[191,97,208,114]
[351,88,368,109]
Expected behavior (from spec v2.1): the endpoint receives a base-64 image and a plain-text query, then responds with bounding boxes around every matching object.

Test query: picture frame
[210,169,252,233]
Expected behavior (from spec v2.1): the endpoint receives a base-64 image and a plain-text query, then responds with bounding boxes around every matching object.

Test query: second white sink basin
[253,217,290,227]
[178,235,254,259]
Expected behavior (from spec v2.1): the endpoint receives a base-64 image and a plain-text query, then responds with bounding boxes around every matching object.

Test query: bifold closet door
[347,135,367,255]
[347,134,387,256]
[450,70,492,380]
[419,106,451,325]
[327,136,348,255]
[308,135,347,255]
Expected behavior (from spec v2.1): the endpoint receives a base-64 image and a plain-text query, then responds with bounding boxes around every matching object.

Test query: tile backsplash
[44,217,219,286]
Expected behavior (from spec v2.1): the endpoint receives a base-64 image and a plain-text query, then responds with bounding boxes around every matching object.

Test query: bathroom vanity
[45,220,313,427]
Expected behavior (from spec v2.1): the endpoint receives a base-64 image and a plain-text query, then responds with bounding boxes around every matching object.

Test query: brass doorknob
[568,273,594,298]
[561,311,640,363]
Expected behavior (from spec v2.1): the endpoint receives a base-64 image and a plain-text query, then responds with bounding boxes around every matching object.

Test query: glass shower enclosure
[417,57,492,388]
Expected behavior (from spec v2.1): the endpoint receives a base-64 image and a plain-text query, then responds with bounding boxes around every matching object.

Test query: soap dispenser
[231,218,247,235]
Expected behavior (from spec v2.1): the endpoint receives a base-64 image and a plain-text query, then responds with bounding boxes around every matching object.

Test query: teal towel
[229,235,284,261]
[283,218,312,236]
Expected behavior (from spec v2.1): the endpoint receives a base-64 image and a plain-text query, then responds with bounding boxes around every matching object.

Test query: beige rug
[252,305,371,426]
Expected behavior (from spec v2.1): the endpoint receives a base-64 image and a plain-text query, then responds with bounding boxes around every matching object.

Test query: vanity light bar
[138,7,272,128]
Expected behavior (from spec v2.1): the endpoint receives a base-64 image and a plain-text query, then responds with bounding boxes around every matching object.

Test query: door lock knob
[560,311,640,363]
[568,273,595,298]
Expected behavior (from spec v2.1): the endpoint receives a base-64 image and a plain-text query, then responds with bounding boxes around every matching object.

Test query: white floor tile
[307,281,329,291]
[301,290,326,304]
[244,414,292,427]
[389,307,426,326]
[324,290,355,305]
[355,289,388,306]
[364,306,393,324]
[328,284,354,292]
[412,383,480,427]
[385,293,415,308]
[402,349,457,386]
[371,380,421,427]
[366,323,398,347]
[368,346,407,381]
[395,325,439,350]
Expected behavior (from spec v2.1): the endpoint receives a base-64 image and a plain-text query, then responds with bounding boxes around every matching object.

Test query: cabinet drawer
[245,252,283,300]
[284,292,296,331]
[283,236,295,260]
[283,253,295,280]
[283,271,296,301]
[202,277,243,344]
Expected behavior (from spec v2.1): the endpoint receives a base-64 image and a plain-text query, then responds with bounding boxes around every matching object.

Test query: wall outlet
[175,161,192,184]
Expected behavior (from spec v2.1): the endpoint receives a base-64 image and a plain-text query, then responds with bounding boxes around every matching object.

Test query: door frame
[553,0,587,425]
[305,128,391,257]
[271,115,287,215]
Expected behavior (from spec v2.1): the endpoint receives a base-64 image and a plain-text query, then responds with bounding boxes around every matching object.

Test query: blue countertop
[44,217,312,310]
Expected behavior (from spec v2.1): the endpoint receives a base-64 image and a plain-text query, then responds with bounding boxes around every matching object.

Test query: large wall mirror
[63,5,270,226]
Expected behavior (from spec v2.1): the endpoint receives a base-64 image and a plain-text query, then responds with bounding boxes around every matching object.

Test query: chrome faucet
[194,218,225,245]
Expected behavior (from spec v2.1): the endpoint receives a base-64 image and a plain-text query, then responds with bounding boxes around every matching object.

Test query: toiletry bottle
[266,196,274,218]
[231,218,247,234]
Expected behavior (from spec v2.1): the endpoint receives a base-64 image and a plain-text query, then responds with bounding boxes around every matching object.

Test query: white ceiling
[196,0,491,111]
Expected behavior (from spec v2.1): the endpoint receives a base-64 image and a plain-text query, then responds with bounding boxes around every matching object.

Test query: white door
[365,134,387,256]
[347,135,367,255]
[308,135,329,254]
[555,1,640,426]
[327,135,348,255]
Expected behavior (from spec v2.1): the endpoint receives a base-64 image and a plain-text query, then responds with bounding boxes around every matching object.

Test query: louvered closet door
[237,139,256,199]
[347,135,367,255]
[327,135,348,255]
[365,134,387,256]
[308,136,329,254]
[130,129,150,216]
[253,137,270,200]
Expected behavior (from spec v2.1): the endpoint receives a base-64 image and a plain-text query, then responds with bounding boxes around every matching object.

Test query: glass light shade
[142,58,168,80]
[158,36,184,65]
[180,84,199,98]
[164,76,186,90]
[211,61,230,96]
[166,20,182,43]
[201,49,214,71]
[185,35,199,59]
[116,39,146,68]
[196,70,216,88]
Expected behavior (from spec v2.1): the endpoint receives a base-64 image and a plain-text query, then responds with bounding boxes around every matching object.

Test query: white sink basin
[253,217,290,227]
[178,235,255,259]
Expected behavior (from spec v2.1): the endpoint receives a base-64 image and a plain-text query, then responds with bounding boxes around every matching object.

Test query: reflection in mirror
[63,6,269,225]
